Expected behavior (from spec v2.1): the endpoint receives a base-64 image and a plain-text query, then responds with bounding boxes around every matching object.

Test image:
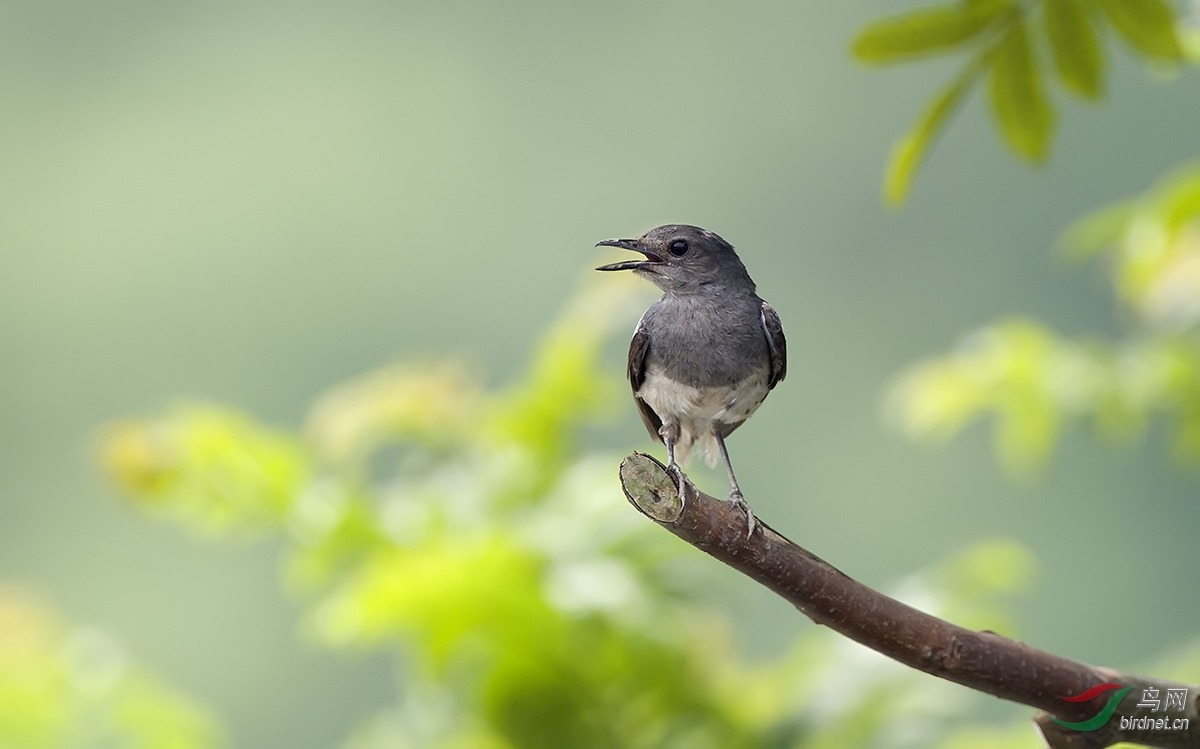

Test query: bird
[595,224,786,536]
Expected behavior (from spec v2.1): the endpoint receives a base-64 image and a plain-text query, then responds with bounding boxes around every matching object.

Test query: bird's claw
[665,461,687,503]
[727,490,757,538]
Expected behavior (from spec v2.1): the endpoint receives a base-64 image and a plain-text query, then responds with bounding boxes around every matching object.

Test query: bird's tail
[699,431,720,469]
[676,430,720,469]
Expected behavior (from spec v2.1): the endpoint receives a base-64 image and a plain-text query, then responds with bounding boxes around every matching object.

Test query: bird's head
[595,224,753,293]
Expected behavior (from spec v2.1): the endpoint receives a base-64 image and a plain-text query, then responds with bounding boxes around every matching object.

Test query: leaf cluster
[0,586,225,749]
[889,162,1200,472]
[853,0,1196,206]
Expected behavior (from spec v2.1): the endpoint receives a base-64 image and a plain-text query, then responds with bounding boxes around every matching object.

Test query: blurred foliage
[889,161,1200,474]
[93,277,1054,748]
[0,585,224,749]
[853,0,1200,206]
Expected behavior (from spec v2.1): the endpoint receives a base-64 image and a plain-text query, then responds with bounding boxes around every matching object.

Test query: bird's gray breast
[639,291,768,388]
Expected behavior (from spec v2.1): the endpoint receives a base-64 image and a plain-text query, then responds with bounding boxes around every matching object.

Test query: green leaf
[1097,0,1184,61]
[988,20,1056,161]
[1154,162,1200,234]
[1057,200,1134,260]
[1043,0,1106,99]
[1185,29,1200,62]
[99,408,311,533]
[884,61,982,207]
[852,3,1011,65]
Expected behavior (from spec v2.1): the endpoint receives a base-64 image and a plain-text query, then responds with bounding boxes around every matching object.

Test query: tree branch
[617,452,1200,749]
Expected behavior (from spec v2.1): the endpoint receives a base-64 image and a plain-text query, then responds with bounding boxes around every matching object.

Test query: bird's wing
[760,301,787,390]
[627,319,664,442]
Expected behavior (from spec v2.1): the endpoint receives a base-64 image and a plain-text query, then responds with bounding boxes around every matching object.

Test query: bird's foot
[727,490,757,539]
[665,461,688,503]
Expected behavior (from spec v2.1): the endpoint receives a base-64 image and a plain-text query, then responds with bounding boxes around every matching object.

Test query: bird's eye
[669,239,689,256]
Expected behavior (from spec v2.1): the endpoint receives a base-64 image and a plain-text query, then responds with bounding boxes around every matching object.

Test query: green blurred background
[2,1,1198,746]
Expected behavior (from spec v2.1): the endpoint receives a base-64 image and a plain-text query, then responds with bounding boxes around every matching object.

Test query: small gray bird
[596,225,786,535]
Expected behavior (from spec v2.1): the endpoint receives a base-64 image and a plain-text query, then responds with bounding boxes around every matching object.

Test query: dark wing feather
[627,323,663,442]
[760,302,787,389]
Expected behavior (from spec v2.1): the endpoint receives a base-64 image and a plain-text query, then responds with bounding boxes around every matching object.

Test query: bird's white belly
[636,366,770,466]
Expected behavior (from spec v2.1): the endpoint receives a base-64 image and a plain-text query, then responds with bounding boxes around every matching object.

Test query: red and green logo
[1052,683,1132,731]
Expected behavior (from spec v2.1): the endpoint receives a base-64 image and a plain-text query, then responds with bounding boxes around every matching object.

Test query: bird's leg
[658,421,687,500]
[715,433,756,538]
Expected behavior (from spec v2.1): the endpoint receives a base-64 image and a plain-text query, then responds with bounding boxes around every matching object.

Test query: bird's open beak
[594,239,666,271]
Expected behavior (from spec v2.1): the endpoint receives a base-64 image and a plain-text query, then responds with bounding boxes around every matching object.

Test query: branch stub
[618,452,683,523]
